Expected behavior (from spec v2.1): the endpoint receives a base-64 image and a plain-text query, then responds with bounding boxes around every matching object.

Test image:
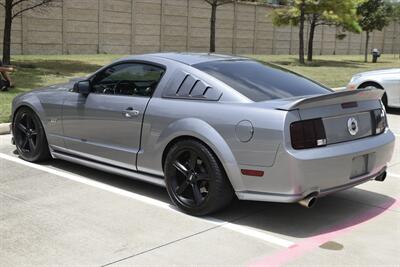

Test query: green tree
[273,0,308,64]
[204,0,264,53]
[273,0,362,63]
[305,0,361,61]
[387,0,400,21]
[357,0,393,62]
[0,0,54,65]
[204,0,235,53]
[388,1,400,58]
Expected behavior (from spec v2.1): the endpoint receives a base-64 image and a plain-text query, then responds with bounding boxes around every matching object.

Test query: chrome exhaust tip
[298,195,317,208]
[375,171,387,182]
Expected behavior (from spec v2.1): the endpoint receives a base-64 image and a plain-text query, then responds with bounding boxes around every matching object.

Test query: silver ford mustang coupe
[11,53,395,215]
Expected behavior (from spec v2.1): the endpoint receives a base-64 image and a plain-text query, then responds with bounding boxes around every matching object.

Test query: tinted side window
[92,63,165,97]
[194,60,331,102]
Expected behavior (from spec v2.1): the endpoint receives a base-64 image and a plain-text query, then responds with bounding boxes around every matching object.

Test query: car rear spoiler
[277,89,383,111]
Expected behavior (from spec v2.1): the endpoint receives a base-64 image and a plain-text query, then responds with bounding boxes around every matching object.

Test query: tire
[358,82,387,107]
[164,139,234,216]
[13,107,51,162]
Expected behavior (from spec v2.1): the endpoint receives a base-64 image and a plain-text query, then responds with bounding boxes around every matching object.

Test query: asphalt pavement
[1,110,399,266]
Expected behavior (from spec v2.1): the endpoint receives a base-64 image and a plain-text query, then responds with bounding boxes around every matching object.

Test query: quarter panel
[355,70,400,108]
[381,72,400,107]
[137,98,287,192]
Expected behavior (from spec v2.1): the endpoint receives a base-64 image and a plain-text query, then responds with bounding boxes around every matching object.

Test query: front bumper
[236,130,395,203]
[10,123,15,145]
[347,83,357,90]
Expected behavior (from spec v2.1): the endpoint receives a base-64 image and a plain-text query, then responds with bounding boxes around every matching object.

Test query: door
[61,62,165,170]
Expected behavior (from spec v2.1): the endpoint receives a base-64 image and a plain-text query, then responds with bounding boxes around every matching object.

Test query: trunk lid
[275,88,382,111]
[269,89,385,146]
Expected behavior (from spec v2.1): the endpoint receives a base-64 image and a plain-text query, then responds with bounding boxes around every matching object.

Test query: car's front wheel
[164,139,234,216]
[13,107,51,162]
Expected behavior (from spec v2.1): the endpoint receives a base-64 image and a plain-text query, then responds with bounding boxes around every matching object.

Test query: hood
[356,68,400,77]
[18,81,75,98]
[69,76,89,83]
[38,81,75,92]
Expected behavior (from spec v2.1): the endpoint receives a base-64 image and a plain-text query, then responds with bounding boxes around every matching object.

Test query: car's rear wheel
[164,139,234,216]
[358,82,387,107]
[13,107,51,162]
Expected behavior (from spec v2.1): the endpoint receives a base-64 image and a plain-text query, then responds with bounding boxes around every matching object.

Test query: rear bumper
[236,130,395,203]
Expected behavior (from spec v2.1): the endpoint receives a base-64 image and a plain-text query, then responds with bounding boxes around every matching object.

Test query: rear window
[194,60,332,102]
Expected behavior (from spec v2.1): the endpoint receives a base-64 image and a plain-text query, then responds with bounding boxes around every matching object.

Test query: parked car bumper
[236,130,395,203]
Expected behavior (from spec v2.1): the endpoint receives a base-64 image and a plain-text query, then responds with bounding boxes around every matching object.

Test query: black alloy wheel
[13,107,50,162]
[164,139,233,216]
[171,148,210,207]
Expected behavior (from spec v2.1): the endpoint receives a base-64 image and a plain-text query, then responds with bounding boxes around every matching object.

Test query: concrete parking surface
[1,110,399,266]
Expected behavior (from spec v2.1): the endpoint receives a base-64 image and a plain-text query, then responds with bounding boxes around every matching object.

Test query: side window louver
[163,71,222,101]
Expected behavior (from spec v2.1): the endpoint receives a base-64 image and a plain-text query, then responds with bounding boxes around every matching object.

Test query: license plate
[350,154,369,179]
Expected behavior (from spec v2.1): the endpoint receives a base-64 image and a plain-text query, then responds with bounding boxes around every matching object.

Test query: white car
[347,68,400,108]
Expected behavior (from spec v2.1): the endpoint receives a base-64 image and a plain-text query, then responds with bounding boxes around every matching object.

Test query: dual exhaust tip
[298,171,387,209]
[298,194,317,208]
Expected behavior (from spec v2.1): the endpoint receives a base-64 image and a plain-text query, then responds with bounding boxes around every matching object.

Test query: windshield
[194,60,332,102]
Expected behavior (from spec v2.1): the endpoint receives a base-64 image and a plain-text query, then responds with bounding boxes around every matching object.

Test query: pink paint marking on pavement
[249,197,399,267]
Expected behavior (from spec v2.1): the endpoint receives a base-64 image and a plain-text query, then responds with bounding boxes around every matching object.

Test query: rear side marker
[241,169,264,177]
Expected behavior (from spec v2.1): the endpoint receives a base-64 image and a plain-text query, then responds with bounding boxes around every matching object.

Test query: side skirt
[51,150,166,188]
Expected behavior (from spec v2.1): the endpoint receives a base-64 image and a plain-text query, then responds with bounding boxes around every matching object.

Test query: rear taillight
[290,118,327,149]
[371,109,387,135]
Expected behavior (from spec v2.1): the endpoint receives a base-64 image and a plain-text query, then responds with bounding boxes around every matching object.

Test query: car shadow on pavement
[36,157,396,240]
[217,191,395,239]
[39,158,172,204]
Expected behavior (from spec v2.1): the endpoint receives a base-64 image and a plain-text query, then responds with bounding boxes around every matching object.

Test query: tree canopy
[357,0,393,62]
[0,0,55,64]
[273,0,362,62]
[357,0,392,32]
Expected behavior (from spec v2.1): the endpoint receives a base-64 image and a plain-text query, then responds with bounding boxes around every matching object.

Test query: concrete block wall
[0,0,398,56]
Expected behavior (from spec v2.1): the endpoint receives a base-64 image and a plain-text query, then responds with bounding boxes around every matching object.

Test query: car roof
[121,52,247,66]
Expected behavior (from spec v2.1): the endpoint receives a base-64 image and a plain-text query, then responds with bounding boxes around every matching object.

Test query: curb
[0,123,11,135]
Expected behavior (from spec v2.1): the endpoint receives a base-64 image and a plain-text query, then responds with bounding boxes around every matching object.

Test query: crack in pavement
[101,208,269,267]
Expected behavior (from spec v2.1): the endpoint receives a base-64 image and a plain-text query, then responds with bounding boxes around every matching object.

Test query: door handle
[123,107,140,118]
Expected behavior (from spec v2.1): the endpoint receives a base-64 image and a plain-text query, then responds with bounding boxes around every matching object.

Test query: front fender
[12,90,65,149]
[12,94,46,126]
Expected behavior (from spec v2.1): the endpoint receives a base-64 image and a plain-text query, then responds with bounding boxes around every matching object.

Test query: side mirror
[74,80,91,95]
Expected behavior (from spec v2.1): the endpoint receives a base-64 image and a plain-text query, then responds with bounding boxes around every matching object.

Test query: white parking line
[218,221,294,248]
[0,152,173,209]
[0,152,294,248]
[388,172,400,178]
